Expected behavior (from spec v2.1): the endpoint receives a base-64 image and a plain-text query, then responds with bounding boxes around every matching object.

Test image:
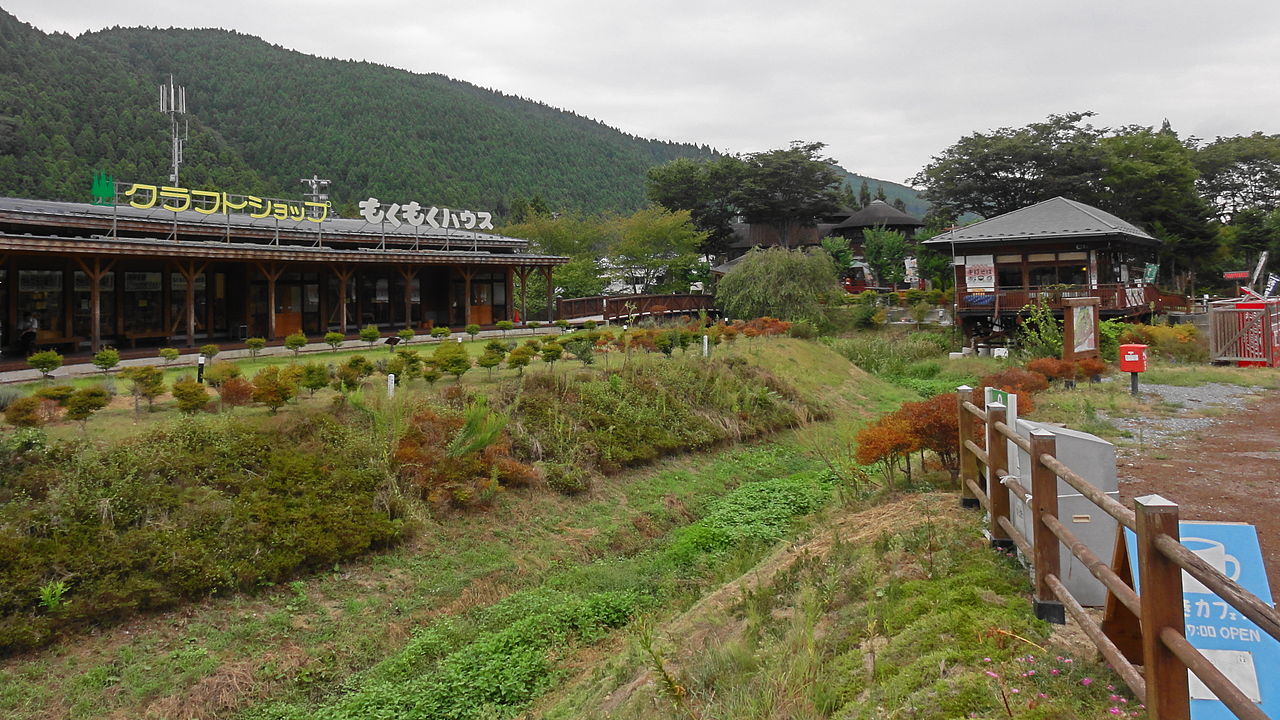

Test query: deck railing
[556,293,717,322]
[956,283,1188,315]
[956,387,1280,720]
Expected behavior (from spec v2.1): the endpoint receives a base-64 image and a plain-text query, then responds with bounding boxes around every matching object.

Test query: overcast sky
[7,0,1280,186]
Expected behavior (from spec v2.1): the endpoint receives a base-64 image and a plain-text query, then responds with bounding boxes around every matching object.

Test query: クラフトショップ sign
[91,172,329,223]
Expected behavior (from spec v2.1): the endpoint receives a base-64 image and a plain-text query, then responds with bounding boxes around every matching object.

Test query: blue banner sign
[1126,521,1278,719]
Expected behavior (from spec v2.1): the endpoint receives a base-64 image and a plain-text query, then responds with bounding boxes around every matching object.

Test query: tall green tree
[910,111,1107,219]
[646,155,745,255]
[731,141,843,248]
[608,208,706,294]
[862,228,910,286]
[1194,133,1280,220]
[714,246,839,323]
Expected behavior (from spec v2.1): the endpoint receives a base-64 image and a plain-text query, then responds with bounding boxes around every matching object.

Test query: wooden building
[0,196,566,354]
[923,197,1186,341]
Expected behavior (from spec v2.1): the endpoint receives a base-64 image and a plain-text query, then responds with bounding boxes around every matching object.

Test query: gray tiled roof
[922,197,1158,247]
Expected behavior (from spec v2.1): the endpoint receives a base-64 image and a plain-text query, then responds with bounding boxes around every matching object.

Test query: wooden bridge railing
[956,386,1280,720]
[556,293,718,322]
[956,283,1190,315]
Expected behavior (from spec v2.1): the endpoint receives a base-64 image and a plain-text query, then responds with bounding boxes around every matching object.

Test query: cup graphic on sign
[1181,537,1241,594]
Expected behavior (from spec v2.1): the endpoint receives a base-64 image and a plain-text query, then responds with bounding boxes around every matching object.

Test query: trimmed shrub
[199,344,220,360]
[284,332,308,356]
[397,328,416,345]
[91,347,120,374]
[171,378,211,414]
[64,387,110,427]
[464,323,482,339]
[4,397,45,427]
[158,347,180,365]
[27,350,62,379]
[204,360,242,388]
[324,331,345,350]
[218,377,254,410]
[34,384,76,406]
[245,337,267,358]
[430,326,452,340]
[252,366,299,413]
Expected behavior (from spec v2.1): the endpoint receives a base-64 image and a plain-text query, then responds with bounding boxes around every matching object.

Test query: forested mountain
[0,10,922,218]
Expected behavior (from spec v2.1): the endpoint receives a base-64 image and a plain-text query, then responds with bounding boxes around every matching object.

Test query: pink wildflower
[1081,677,1093,686]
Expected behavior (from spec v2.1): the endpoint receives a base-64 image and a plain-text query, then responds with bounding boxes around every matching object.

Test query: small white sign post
[386,373,396,398]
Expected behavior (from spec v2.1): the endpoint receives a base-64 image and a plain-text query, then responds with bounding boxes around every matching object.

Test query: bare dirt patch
[1118,388,1280,594]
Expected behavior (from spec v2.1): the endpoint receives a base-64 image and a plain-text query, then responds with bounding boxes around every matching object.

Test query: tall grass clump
[823,330,955,377]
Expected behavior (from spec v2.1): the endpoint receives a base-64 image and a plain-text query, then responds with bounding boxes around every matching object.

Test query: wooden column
[73,258,115,352]
[1135,495,1190,720]
[397,266,417,330]
[986,402,1012,548]
[172,260,207,348]
[1029,429,1064,624]
[517,266,531,323]
[504,267,514,322]
[255,262,286,340]
[542,266,554,322]
[460,266,474,326]
[62,261,73,342]
[5,256,16,352]
[331,265,353,334]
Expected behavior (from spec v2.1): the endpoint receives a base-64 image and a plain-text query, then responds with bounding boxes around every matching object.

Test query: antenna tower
[160,74,189,185]
[300,175,332,218]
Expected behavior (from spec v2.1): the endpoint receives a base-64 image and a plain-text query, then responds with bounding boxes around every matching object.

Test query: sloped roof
[921,196,1158,247]
[832,200,923,230]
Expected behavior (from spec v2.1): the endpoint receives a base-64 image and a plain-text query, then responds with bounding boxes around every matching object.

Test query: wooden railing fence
[956,386,1280,720]
[556,293,717,322]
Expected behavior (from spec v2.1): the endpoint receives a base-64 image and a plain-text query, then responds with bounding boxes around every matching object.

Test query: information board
[1125,522,1278,719]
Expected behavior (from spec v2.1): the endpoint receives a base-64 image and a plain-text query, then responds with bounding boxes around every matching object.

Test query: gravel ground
[1105,380,1265,447]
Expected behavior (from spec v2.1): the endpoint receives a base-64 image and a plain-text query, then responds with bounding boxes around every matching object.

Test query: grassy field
[0,333,1147,719]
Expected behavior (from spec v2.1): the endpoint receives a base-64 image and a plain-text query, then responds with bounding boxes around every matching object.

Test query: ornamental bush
[26,350,62,380]
[199,344,220,360]
[284,332,308,356]
[359,325,381,347]
[431,326,452,340]
[245,337,267,358]
[324,331,345,351]
[92,347,120,374]
[171,378,210,414]
[64,387,110,428]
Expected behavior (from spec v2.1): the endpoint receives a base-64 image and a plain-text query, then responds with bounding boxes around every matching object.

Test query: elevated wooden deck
[956,283,1189,317]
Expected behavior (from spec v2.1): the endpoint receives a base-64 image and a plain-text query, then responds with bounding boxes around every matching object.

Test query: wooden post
[460,267,474,326]
[255,262,285,340]
[173,260,207,348]
[1134,494,1190,720]
[397,266,416,330]
[1029,429,1065,623]
[517,266,530,323]
[74,258,115,352]
[331,265,352,334]
[543,266,554,322]
[986,402,1012,548]
[504,267,514,322]
[956,385,978,508]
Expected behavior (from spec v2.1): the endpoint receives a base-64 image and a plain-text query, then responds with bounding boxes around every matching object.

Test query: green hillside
[0,10,923,218]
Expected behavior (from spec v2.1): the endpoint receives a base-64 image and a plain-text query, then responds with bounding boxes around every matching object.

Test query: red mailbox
[1119,344,1148,373]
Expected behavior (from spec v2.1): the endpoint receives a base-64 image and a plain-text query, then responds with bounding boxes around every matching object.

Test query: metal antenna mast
[300,175,332,217]
[160,74,189,185]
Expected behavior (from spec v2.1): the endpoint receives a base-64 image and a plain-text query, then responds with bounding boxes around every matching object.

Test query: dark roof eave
[922,231,1161,249]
